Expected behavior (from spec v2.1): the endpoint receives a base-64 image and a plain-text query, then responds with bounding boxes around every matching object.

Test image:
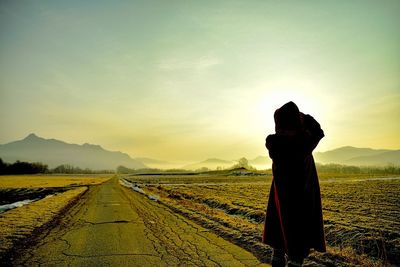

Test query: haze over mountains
[133,157,181,170]
[181,156,272,171]
[182,158,236,170]
[314,146,400,166]
[0,134,146,170]
[0,134,399,170]
[182,148,400,170]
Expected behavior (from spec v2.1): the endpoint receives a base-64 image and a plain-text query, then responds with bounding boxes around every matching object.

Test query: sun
[254,85,327,134]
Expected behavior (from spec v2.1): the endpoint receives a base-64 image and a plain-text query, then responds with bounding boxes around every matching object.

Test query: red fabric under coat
[262,114,326,258]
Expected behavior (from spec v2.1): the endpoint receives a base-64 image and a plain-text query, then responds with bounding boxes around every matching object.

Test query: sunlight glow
[0,1,399,161]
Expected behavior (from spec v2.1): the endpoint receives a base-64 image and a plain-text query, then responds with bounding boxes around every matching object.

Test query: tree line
[1,157,399,175]
[0,158,113,175]
[315,163,400,174]
[0,158,48,174]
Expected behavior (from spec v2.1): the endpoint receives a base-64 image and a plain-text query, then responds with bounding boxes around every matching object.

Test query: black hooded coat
[262,103,326,258]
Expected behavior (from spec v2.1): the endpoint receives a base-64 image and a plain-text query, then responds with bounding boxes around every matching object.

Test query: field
[0,175,110,189]
[0,174,110,206]
[0,175,111,260]
[124,171,400,267]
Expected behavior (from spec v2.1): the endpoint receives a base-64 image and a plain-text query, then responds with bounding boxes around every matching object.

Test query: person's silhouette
[262,101,326,267]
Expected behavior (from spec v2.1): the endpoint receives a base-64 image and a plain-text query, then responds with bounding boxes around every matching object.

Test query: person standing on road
[262,101,326,267]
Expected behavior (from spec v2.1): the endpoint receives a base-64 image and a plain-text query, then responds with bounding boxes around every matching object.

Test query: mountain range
[182,158,235,170]
[0,134,146,170]
[0,134,399,170]
[133,157,182,169]
[180,147,400,170]
[314,146,400,166]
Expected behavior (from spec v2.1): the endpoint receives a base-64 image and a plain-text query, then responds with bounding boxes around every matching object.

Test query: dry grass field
[0,175,110,189]
[0,175,111,261]
[0,187,87,255]
[125,172,400,267]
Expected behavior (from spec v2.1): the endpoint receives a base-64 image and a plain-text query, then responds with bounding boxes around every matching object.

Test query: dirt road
[14,178,269,266]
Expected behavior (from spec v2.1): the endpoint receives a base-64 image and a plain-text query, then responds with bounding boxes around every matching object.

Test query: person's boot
[287,259,304,267]
[271,249,286,267]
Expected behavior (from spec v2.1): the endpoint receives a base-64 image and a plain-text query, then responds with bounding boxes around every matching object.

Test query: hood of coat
[274,101,302,133]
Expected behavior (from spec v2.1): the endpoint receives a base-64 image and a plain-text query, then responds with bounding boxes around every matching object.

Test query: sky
[0,0,399,162]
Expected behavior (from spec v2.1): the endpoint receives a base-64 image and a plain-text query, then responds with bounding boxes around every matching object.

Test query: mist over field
[1,134,399,172]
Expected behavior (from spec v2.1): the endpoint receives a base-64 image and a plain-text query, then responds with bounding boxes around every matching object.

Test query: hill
[182,158,234,170]
[133,157,181,169]
[248,156,271,169]
[182,156,272,171]
[0,134,147,170]
[314,146,400,166]
[346,150,400,166]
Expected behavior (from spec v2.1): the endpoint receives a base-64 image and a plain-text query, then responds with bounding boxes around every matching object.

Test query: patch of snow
[119,178,160,201]
[148,195,160,201]
[119,178,145,194]
[0,199,36,214]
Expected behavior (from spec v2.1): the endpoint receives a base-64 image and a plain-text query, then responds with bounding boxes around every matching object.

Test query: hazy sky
[1,1,399,162]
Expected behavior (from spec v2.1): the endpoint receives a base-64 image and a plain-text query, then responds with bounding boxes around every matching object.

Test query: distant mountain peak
[24,133,41,140]
[339,146,357,149]
[314,146,399,166]
[82,143,102,149]
[336,146,375,151]
[0,134,147,170]
[204,158,231,163]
